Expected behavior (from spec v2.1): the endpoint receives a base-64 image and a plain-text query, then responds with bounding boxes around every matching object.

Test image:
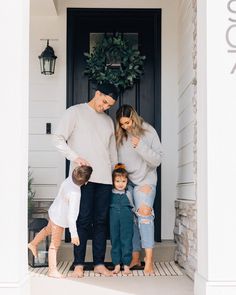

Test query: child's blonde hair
[72,166,93,186]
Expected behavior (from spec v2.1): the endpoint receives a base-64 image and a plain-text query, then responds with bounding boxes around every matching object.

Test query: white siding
[177,0,196,200]
[29,15,65,200]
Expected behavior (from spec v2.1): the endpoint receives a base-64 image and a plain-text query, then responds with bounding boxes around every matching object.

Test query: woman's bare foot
[94,265,112,277]
[71,265,84,278]
[129,251,141,269]
[28,243,38,257]
[48,270,64,278]
[123,265,132,275]
[112,264,121,274]
[144,260,154,275]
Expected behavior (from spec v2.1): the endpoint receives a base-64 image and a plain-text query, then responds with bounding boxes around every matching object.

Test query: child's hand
[71,236,80,246]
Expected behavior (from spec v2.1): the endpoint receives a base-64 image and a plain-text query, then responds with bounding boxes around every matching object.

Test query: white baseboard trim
[0,274,30,295]
[194,272,236,295]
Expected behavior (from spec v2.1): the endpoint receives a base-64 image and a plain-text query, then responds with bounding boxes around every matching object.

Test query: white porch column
[0,1,30,295]
[195,0,236,294]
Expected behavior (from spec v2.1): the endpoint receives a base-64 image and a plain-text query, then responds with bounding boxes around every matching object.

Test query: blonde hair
[116,104,145,146]
[72,166,93,186]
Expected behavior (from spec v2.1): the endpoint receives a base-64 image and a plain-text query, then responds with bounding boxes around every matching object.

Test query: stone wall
[174,200,197,279]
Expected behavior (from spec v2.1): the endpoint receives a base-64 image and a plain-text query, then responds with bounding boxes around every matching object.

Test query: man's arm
[109,121,118,169]
[53,107,90,166]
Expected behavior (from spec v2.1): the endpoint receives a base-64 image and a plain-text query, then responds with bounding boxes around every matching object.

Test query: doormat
[70,261,145,271]
[29,261,184,277]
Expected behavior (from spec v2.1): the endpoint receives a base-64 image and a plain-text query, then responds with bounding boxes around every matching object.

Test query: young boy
[28,165,93,278]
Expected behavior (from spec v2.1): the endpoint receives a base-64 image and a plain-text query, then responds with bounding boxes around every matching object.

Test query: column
[195,0,236,294]
[0,1,30,294]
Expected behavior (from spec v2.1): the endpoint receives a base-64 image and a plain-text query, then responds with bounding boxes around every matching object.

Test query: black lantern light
[38,39,57,75]
[28,218,49,267]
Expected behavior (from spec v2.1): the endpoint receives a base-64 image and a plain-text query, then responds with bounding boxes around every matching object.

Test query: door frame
[67,8,162,241]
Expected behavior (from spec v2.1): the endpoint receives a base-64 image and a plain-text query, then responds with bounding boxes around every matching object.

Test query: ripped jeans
[128,183,156,250]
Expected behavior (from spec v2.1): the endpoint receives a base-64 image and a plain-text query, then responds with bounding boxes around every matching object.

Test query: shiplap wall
[29,16,65,200]
[177,0,196,200]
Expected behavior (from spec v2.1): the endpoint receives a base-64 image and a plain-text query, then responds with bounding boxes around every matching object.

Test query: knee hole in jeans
[138,184,152,194]
[137,204,152,216]
[140,218,152,224]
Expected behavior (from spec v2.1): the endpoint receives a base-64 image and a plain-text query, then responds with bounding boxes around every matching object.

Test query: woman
[116,104,162,275]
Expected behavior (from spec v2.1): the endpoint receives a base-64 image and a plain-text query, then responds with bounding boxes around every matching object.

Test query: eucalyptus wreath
[84,34,146,91]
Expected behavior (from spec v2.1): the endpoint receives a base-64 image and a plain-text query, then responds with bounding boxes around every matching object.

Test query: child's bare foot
[129,259,141,269]
[112,264,120,274]
[123,265,132,275]
[94,265,112,277]
[129,251,141,269]
[28,243,38,257]
[71,265,84,278]
[48,270,64,278]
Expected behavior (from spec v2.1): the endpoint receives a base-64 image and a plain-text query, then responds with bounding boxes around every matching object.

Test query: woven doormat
[29,261,183,277]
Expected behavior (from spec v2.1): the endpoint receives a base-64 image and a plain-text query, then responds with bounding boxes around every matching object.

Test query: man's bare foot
[144,261,155,275]
[94,265,112,277]
[48,270,64,278]
[112,264,121,274]
[71,265,84,278]
[123,265,132,275]
[28,243,38,257]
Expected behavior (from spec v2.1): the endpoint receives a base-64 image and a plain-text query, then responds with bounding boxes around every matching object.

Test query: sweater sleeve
[135,128,163,168]
[109,120,118,170]
[67,191,81,238]
[52,107,78,161]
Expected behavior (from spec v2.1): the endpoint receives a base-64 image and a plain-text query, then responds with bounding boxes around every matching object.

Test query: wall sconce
[38,39,57,75]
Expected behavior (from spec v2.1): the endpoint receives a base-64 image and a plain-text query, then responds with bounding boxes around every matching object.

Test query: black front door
[67,8,162,242]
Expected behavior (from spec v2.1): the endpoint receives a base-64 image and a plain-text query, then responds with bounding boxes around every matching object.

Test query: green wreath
[84,34,146,91]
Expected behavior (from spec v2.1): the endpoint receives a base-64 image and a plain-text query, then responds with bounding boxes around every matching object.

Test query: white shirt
[53,103,117,184]
[48,176,81,238]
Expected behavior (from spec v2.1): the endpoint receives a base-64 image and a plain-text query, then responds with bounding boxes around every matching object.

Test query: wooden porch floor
[29,261,183,278]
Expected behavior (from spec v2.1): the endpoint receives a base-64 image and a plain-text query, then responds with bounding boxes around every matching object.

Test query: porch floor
[30,261,193,295]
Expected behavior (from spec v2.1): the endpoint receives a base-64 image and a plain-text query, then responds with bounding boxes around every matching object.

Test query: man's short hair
[72,166,93,186]
[96,83,119,101]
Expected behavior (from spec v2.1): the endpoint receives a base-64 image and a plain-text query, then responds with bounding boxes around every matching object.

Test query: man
[53,83,118,277]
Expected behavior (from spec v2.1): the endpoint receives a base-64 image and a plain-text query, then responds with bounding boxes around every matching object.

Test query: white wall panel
[178,142,194,166]
[177,183,195,200]
[29,151,61,167]
[32,167,59,184]
[29,118,58,134]
[32,184,58,200]
[178,162,194,183]
[29,135,55,151]
[178,122,194,149]
[177,0,196,200]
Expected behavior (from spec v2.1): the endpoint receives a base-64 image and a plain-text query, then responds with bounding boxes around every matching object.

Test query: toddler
[28,165,93,278]
[110,163,134,275]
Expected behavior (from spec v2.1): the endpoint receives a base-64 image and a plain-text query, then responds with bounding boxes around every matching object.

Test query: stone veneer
[174,200,197,279]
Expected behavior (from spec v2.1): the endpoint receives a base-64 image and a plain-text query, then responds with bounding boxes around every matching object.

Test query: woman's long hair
[116,104,145,146]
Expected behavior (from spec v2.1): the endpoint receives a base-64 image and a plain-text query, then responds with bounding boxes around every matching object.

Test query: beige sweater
[118,122,162,186]
[53,103,118,184]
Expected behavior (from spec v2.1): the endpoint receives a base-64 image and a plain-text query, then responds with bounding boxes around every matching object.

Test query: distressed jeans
[128,183,156,250]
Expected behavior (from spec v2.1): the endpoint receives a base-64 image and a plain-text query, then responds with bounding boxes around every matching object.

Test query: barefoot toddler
[28,166,92,278]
